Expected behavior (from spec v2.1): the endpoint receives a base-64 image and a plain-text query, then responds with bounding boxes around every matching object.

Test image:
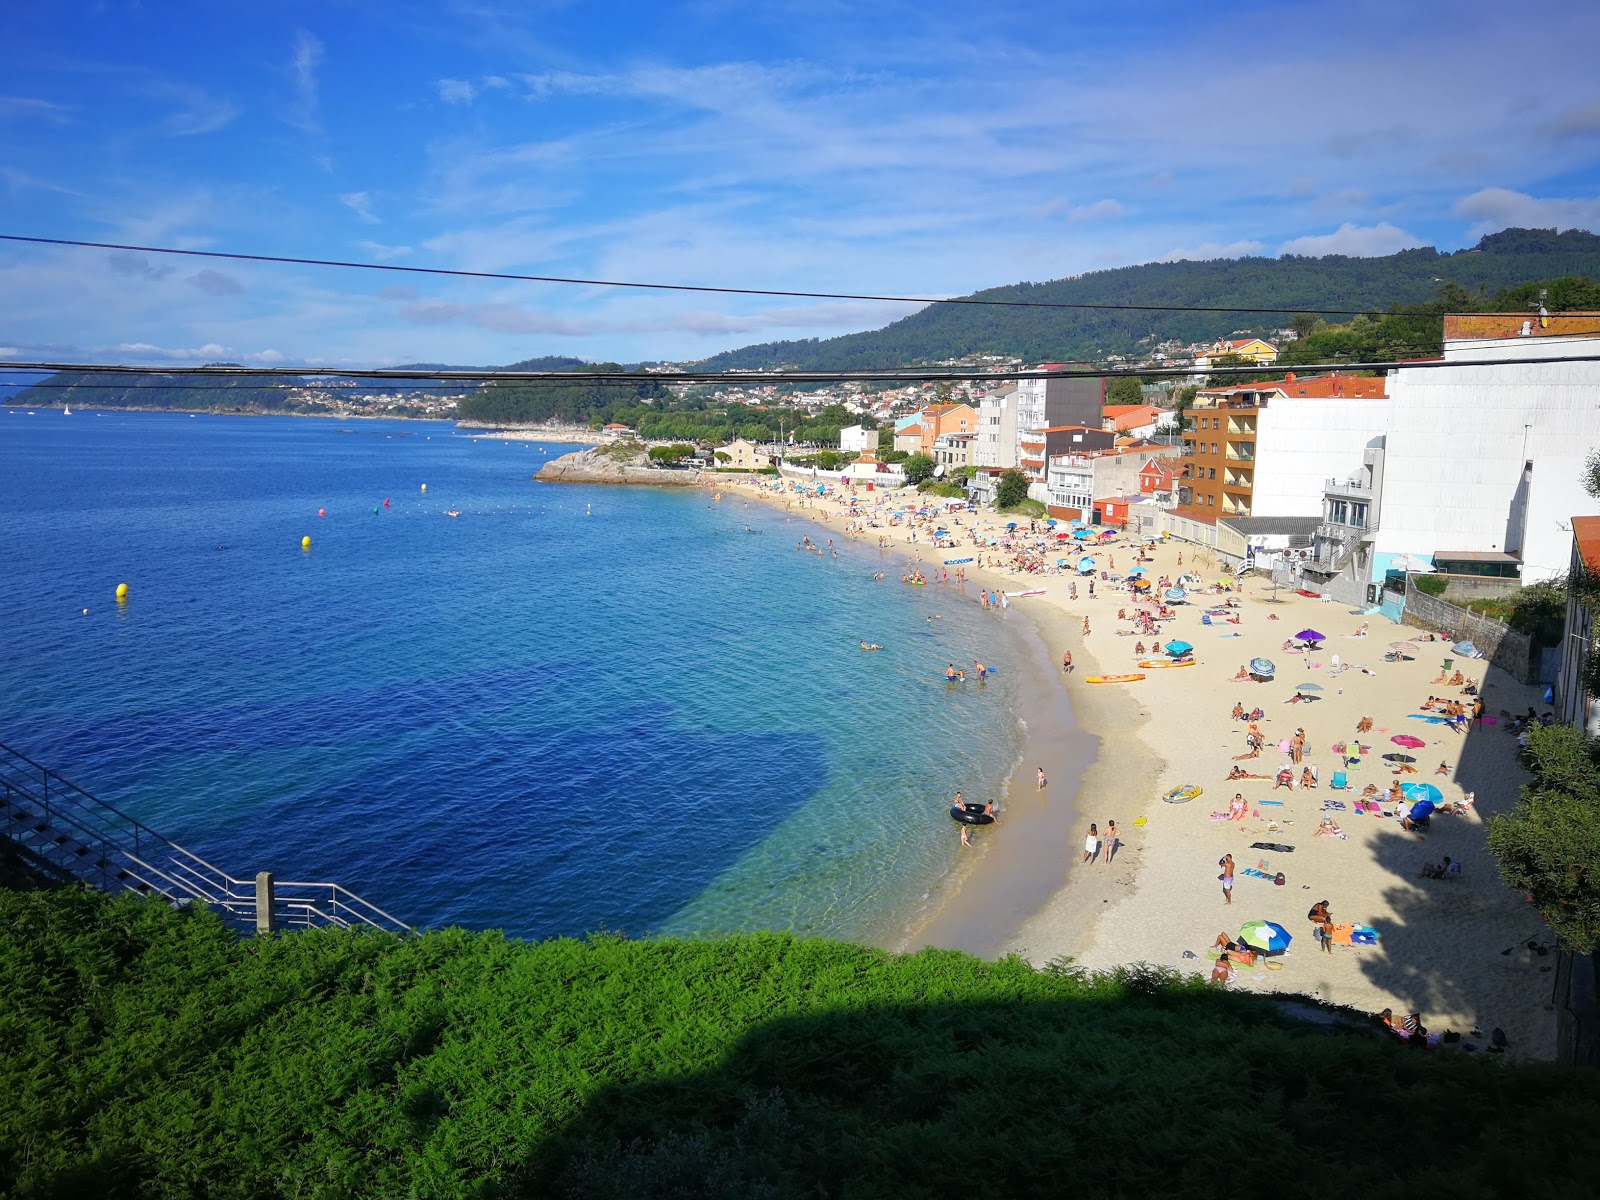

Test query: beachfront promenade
[723,475,1557,1058]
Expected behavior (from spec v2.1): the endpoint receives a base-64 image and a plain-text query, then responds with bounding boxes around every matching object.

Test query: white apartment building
[839,424,871,454]
[1045,448,1145,521]
[973,385,1018,469]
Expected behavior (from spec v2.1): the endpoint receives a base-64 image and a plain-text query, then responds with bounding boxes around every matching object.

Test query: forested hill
[695,227,1600,370]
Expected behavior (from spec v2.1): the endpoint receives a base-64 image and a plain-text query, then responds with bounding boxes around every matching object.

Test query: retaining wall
[1400,586,1536,683]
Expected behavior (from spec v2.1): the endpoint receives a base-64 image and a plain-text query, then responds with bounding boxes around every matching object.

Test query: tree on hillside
[647,443,696,464]
[1107,377,1144,406]
[996,468,1029,509]
[1487,723,1600,952]
[901,453,935,485]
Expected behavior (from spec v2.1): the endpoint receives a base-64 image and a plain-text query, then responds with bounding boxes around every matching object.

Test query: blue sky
[2,0,1599,368]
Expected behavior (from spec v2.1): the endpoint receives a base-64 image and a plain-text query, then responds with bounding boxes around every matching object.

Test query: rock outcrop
[535,447,703,486]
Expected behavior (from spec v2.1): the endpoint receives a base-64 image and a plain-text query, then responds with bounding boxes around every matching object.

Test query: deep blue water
[0,411,1037,942]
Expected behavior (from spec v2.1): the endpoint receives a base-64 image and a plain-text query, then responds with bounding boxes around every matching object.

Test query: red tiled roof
[1573,515,1600,574]
[1201,372,1387,400]
[1444,313,1600,341]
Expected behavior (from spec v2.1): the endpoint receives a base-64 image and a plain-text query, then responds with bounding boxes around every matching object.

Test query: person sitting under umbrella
[1387,781,1405,806]
[1232,665,1250,681]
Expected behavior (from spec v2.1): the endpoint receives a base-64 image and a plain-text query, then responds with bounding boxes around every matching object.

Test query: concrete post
[254,871,277,936]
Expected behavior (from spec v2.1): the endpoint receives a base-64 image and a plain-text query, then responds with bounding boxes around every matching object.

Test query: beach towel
[1408,714,1448,724]
[1258,800,1285,807]
[1250,842,1295,853]
[1322,800,1346,811]
[1327,923,1381,946]
[1354,800,1384,815]
[1277,738,1292,754]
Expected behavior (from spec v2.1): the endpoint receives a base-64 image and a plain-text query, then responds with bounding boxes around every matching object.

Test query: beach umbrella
[1388,641,1418,652]
[1099,530,1116,539]
[1131,579,1152,591]
[1296,628,1325,642]
[1164,587,1186,601]
[1382,753,1416,764]
[1295,682,1323,693]
[1128,566,1147,576]
[1237,920,1293,956]
[1250,657,1275,675]
[1078,556,1097,572]
[1164,640,1194,657]
[1407,798,1437,821]
[1070,519,1086,526]
[1046,519,1058,526]
[1006,522,1018,529]
[1072,528,1093,539]
[1391,734,1426,748]
[1055,532,1072,539]
[1402,783,1443,805]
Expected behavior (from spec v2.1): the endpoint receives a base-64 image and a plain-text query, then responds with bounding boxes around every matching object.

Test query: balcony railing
[1323,476,1373,500]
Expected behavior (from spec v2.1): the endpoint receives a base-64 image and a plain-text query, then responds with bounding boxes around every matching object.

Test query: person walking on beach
[1103,819,1118,864]
[1291,729,1305,765]
[1082,823,1100,864]
[1081,616,1090,636]
[960,825,972,848]
[1037,767,1047,790]
[1219,854,1235,905]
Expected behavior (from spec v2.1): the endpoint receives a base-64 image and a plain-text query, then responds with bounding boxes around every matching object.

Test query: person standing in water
[1037,767,1047,790]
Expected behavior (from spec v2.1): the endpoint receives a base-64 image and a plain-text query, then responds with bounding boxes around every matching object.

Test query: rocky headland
[534,446,703,486]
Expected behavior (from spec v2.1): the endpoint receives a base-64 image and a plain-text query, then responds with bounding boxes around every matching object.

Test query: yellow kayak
[1137,659,1197,669]
[1084,673,1146,684]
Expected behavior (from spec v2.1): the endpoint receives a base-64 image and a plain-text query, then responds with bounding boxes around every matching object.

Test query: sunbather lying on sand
[1226,765,1268,780]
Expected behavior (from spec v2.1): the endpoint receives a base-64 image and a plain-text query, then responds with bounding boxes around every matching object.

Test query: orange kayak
[1136,659,1196,669]
[1084,673,1146,684]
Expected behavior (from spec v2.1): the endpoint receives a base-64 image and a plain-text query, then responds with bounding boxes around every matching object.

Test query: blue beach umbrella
[1407,799,1437,821]
[1401,783,1443,805]
[1072,528,1093,539]
[1006,522,1018,530]
[1078,556,1097,572]
[1164,640,1194,657]
[1164,587,1186,601]
[1250,657,1275,676]
[1046,519,1058,526]
[1127,566,1147,576]
[1238,920,1292,956]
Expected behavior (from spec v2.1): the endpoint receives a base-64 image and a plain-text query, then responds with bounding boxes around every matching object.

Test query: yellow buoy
[115,583,128,601]
[421,483,427,492]
[301,536,312,550]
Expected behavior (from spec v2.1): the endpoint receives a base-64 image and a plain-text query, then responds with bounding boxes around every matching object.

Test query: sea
[0,410,1050,945]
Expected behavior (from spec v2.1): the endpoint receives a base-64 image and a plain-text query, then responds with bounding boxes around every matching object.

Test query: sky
[2,0,1599,369]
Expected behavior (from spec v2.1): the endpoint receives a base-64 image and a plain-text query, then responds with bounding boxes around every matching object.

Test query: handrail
[0,741,411,935]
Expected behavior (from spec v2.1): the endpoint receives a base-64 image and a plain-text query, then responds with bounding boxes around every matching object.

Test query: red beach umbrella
[1391,734,1426,749]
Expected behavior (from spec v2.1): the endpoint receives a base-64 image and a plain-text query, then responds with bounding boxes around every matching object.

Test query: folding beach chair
[1331,770,1348,789]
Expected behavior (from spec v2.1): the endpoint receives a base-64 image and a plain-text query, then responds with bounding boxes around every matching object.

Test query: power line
[0,232,1543,319]
[4,352,1600,387]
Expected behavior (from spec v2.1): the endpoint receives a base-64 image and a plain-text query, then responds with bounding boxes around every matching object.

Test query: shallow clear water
[0,411,1041,942]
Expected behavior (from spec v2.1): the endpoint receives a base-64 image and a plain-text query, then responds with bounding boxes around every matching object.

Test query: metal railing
[0,742,411,936]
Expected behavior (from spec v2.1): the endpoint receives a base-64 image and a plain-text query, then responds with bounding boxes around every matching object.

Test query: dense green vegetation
[456,363,668,426]
[695,228,1600,371]
[4,887,1599,1199]
[996,467,1030,510]
[7,368,317,413]
[1461,582,1567,648]
[1488,724,1600,953]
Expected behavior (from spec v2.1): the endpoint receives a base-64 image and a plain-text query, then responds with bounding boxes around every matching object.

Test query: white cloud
[1067,199,1125,223]
[1453,187,1600,238]
[1543,100,1600,142]
[341,192,381,224]
[437,78,477,104]
[146,83,238,137]
[286,30,324,133]
[1278,222,1424,257]
[357,240,413,261]
[1158,239,1266,262]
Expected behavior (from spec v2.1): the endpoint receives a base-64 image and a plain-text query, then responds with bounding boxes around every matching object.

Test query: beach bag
[1274,872,1286,886]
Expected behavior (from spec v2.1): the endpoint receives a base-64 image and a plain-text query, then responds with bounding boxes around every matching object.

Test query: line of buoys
[115,582,128,601]
[301,536,312,550]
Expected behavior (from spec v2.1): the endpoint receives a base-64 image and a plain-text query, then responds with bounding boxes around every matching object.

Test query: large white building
[839,424,871,454]
[1302,314,1600,598]
[973,385,1018,469]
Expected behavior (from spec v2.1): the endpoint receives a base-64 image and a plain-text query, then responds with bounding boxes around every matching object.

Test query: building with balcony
[932,432,974,471]
[1193,337,1278,371]
[1045,446,1143,521]
[1015,367,1105,469]
[973,384,1019,469]
[1178,372,1391,522]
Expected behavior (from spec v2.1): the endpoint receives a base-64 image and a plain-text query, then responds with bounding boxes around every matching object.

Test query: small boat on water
[63,404,71,415]
[1084,673,1145,685]
[445,510,462,519]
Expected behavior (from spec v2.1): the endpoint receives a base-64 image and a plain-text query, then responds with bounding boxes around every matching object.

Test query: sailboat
[63,403,72,415]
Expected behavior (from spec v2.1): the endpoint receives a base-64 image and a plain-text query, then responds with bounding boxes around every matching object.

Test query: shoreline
[717,474,1104,959]
[715,473,1558,1058]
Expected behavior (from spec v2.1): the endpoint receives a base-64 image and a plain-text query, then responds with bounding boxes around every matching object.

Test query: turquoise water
[0,411,1041,942]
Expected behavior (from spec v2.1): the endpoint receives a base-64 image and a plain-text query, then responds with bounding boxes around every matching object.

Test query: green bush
[5,887,1600,1197]
[995,467,1030,510]
[1410,573,1449,597]
[918,480,969,499]
[647,443,697,464]
[901,452,935,485]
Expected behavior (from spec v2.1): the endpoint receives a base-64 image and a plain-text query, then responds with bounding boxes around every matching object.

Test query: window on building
[1328,499,1347,524]
[1206,495,1214,506]
[1350,502,1367,528]
[1208,468,1216,480]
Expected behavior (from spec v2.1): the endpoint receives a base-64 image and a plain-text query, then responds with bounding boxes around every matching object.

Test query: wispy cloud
[286,30,324,133]
[437,78,477,104]
[1068,199,1125,223]
[341,191,382,223]
[146,83,238,137]
[186,269,245,296]
[0,95,73,124]
[357,240,413,261]
[1159,239,1266,263]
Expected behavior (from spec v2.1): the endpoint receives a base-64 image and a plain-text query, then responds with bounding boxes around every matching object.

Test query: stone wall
[1400,586,1536,683]
[1427,573,1523,602]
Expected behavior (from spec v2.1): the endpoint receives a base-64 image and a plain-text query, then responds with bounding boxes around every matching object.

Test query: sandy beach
[720,471,1559,1059]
